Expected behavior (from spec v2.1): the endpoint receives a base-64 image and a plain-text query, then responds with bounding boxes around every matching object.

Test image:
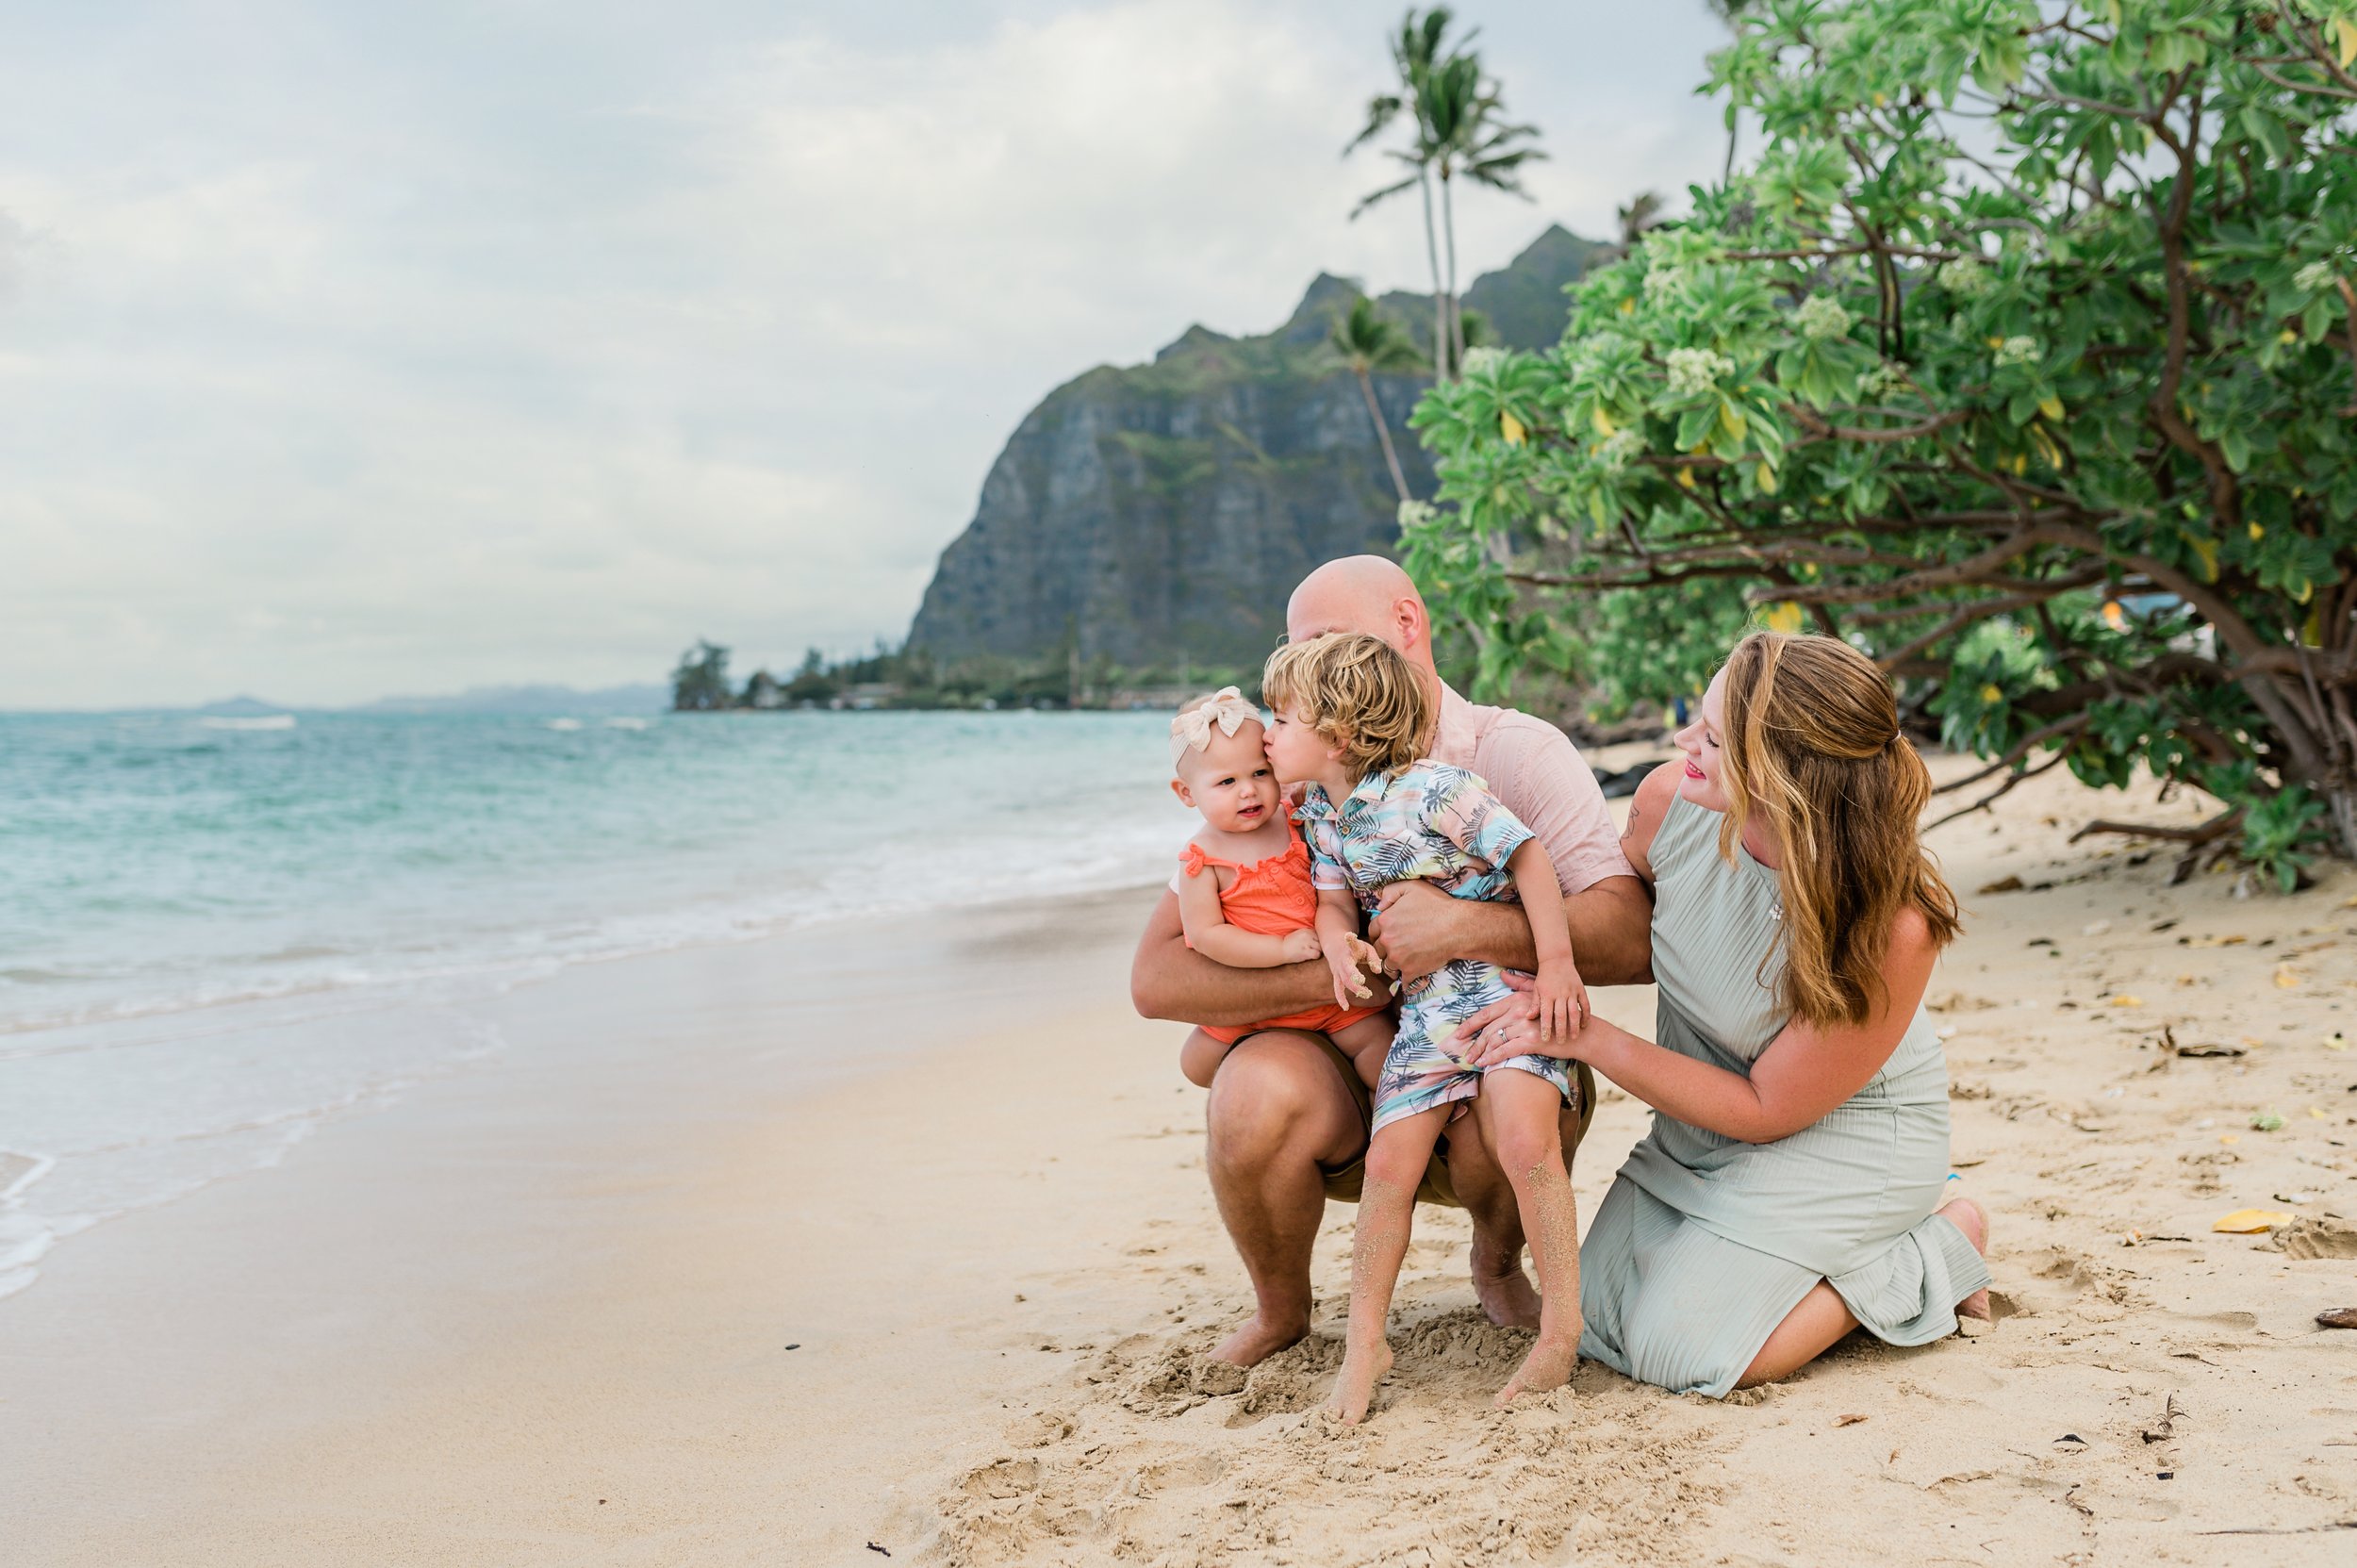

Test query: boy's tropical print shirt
[1295,760,1534,914]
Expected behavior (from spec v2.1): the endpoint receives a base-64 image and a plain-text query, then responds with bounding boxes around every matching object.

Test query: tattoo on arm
[1621,798,1642,847]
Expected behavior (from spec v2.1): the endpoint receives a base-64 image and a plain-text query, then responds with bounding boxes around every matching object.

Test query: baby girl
[1166,687,1395,1090]
[1259,633,1588,1424]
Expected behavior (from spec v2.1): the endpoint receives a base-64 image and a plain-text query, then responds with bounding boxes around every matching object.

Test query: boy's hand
[1533,954,1590,1045]
[1326,934,1380,1008]
[1280,928,1323,964]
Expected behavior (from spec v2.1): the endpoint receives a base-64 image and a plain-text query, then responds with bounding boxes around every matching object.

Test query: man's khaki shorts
[1304,1032,1597,1208]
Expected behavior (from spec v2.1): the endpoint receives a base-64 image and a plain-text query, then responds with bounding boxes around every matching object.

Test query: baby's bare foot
[1497,1333,1578,1405]
[1210,1310,1308,1368]
[1324,1339,1394,1425]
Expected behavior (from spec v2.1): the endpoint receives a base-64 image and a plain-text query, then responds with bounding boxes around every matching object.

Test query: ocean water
[0,709,1182,1296]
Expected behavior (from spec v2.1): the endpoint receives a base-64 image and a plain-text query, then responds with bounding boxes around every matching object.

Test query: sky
[0,1,1735,709]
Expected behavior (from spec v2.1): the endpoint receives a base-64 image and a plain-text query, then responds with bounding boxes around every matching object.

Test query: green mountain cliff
[904,224,1606,669]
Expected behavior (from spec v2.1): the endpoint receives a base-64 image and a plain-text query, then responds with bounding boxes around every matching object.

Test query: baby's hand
[1533,954,1590,1044]
[1327,936,1378,1009]
[1280,928,1323,964]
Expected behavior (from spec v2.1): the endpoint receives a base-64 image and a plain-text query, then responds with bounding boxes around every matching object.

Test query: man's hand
[1533,954,1589,1044]
[1367,881,1481,982]
[1280,927,1323,965]
[1325,933,1383,1009]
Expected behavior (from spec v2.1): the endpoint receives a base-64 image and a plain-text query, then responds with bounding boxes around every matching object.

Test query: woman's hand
[1465,1003,1616,1069]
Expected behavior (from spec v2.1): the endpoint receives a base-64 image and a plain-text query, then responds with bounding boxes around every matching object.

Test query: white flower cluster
[1395,498,1438,532]
[1937,257,1991,297]
[1459,346,1508,377]
[1666,346,1737,397]
[1595,426,1646,474]
[1993,335,2040,367]
[2294,259,2337,294]
[1860,360,1911,400]
[1794,294,1853,342]
[1642,266,1687,305]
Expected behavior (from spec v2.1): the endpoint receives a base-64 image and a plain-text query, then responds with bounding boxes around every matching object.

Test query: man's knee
[1207,1033,1353,1164]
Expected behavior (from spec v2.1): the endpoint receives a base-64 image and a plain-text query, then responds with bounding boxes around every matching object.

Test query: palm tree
[1346,8,1457,379]
[1344,9,1544,381]
[1615,190,1667,256]
[1327,295,1426,503]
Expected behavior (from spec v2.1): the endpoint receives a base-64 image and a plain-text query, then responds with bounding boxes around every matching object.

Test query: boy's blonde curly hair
[1261,632,1432,784]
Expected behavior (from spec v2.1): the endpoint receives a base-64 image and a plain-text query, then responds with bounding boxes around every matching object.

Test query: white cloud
[0,1,1730,708]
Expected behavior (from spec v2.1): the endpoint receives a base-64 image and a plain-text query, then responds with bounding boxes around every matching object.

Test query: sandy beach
[8,762,2357,1566]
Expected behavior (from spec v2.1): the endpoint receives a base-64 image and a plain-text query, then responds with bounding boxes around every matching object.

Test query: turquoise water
[0,709,1182,1294]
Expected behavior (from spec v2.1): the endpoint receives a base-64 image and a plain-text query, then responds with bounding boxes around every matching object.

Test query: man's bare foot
[1324,1339,1394,1425]
[1210,1310,1309,1368]
[1497,1332,1579,1405]
[1939,1197,1993,1321]
[1470,1241,1542,1330]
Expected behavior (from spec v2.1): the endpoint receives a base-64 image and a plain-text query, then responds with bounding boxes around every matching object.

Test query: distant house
[830,683,897,711]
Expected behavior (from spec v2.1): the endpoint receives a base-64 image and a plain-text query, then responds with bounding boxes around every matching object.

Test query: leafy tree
[669,639,733,712]
[1327,293,1429,503]
[1406,0,2357,883]
[1347,8,1546,379]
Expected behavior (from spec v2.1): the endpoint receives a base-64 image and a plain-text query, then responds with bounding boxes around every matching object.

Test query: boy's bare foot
[1497,1333,1579,1405]
[1938,1197,1993,1321]
[1210,1309,1308,1368]
[1324,1339,1393,1425]
[1470,1239,1542,1330]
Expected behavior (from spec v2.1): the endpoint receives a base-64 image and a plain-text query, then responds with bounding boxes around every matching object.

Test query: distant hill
[905,224,1606,669]
[347,684,669,717]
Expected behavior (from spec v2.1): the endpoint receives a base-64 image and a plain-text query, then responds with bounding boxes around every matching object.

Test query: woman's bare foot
[1497,1332,1579,1404]
[1211,1309,1308,1368]
[1324,1339,1394,1424]
[1939,1197,1993,1321]
[1469,1240,1543,1330]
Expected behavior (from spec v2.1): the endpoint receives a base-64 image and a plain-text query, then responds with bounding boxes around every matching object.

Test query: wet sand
[9,769,2357,1565]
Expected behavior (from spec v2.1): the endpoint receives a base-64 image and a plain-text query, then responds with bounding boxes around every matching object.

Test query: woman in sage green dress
[1467,631,1992,1397]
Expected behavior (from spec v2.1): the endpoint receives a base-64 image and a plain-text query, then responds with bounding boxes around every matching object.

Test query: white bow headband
[1169,686,1263,768]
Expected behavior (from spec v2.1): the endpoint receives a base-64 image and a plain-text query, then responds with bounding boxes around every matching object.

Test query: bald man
[1130,555,1654,1366]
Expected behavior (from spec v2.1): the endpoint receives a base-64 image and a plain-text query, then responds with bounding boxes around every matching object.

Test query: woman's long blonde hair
[1716,631,1961,1028]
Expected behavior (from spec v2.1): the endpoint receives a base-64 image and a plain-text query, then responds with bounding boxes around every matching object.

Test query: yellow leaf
[1763,602,1805,635]
[2339,18,2357,72]
[2189,537,2218,583]
[2325,1031,2348,1050]
[1755,461,1778,493]
[1980,684,2003,704]
[1986,336,2004,349]
[2280,328,2299,344]
[2275,964,2299,989]
[2295,578,2313,604]
[1872,91,1887,107]
[2007,452,2028,475]
[1619,296,1637,316]
[2304,602,2326,646]
[2310,1106,2331,1120]
[1501,411,1527,446]
[2110,995,2143,1008]
[2102,600,2126,631]
[2249,521,2265,542]
[2032,428,2063,470]
[2037,394,2064,421]
[1592,406,1617,437]
[2212,1208,2292,1233]
[1721,403,1748,439]
[1676,467,1697,489]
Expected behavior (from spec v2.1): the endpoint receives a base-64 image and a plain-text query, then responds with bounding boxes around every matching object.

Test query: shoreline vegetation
[668,636,1259,715]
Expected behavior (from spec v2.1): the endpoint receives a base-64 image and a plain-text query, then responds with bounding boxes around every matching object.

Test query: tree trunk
[1417,172,1448,380]
[2332,783,2357,861]
[1355,367,1411,505]
[1442,170,1464,370]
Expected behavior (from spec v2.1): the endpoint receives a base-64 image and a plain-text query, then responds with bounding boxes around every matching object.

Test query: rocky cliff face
[905,226,1601,669]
